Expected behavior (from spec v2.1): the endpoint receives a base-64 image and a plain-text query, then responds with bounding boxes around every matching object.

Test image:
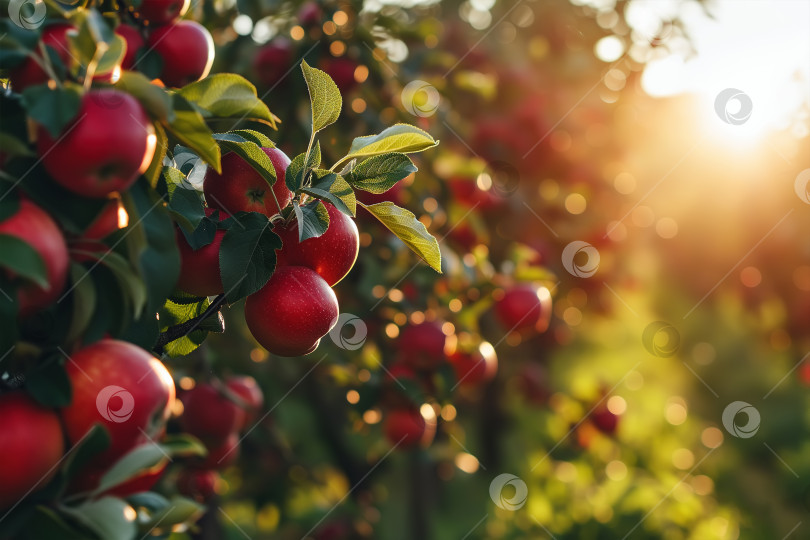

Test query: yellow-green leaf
[301,60,342,133]
[362,201,441,272]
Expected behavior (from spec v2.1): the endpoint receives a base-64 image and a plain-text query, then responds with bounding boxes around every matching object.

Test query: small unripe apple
[493,285,552,334]
[275,203,359,286]
[0,198,69,317]
[37,90,156,198]
[147,20,214,88]
[397,321,447,371]
[245,266,339,357]
[176,208,228,297]
[203,147,293,218]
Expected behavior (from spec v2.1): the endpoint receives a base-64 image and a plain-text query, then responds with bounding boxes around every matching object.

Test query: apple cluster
[176,376,264,501]
[175,144,360,357]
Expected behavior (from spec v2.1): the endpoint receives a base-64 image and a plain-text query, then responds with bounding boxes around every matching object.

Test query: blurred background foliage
[166,0,810,538]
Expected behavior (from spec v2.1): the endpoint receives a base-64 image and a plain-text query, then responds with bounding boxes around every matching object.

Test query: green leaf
[179,211,219,250]
[26,506,87,540]
[0,234,48,287]
[227,129,275,148]
[94,444,169,496]
[159,296,211,357]
[179,74,278,128]
[301,60,342,133]
[362,201,442,272]
[286,141,321,193]
[141,497,204,532]
[213,133,277,189]
[144,122,168,188]
[60,425,111,487]
[127,492,170,513]
[0,132,34,158]
[65,263,97,344]
[293,200,330,242]
[116,71,173,123]
[26,355,71,408]
[166,95,221,173]
[94,34,126,75]
[346,153,417,194]
[302,170,356,217]
[97,251,148,320]
[164,167,205,232]
[219,212,282,302]
[60,497,137,540]
[160,434,207,458]
[21,84,83,138]
[344,124,438,161]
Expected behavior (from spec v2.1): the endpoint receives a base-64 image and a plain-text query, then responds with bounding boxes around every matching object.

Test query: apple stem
[153,293,227,354]
[269,186,284,217]
[83,42,109,92]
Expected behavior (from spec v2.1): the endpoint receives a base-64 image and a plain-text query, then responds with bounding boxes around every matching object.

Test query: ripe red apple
[275,203,359,286]
[137,0,190,25]
[0,198,69,318]
[493,285,552,334]
[37,90,156,198]
[180,382,245,445]
[320,56,359,94]
[252,39,294,88]
[176,208,227,297]
[203,147,292,217]
[115,24,144,70]
[449,344,497,389]
[383,408,435,449]
[397,321,447,371]
[226,376,264,429]
[244,266,339,357]
[0,392,65,509]
[9,23,75,92]
[60,340,175,471]
[177,468,219,501]
[84,199,122,240]
[591,405,619,435]
[147,20,214,88]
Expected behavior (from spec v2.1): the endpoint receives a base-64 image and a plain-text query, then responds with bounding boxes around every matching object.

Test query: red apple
[177,468,219,501]
[447,176,500,209]
[297,2,323,27]
[275,203,359,286]
[115,24,144,71]
[244,266,339,357]
[226,376,264,429]
[176,208,227,297]
[194,432,240,470]
[137,0,190,25]
[383,408,435,449]
[449,344,497,389]
[0,392,65,509]
[591,405,619,435]
[203,147,292,218]
[0,198,69,318]
[37,90,156,198]
[180,382,244,445]
[493,285,552,334]
[60,340,176,473]
[84,199,122,240]
[252,39,294,88]
[397,321,447,371]
[147,20,214,88]
[9,23,75,92]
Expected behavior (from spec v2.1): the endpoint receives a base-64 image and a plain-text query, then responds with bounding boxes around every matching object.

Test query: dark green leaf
[116,71,173,123]
[301,60,342,133]
[140,497,204,532]
[144,122,167,188]
[164,168,205,233]
[179,74,278,128]
[293,200,329,242]
[0,234,47,288]
[96,251,148,319]
[227,129,275,148]
[60,497,137,540]
[346,153,417,194]
[60,425,111,488]
[0,132,34,158]
[26,355,71,407]
[94,444,170,496]
[20,84,83,138]
[302,170,355,217]
[286,141,321,193]
[65,262,97,346]
[362,201,441,272]
[179,211,218,250]
[219,212,281,302]
[25,507,87,540]
[213,133,277,190]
